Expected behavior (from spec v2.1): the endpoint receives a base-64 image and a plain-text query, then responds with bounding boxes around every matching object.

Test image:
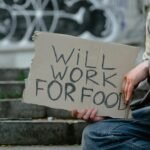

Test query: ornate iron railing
[0,0,144,50]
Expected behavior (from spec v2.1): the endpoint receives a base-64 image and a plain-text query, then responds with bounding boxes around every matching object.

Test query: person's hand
[71,108,103,122]
[122,60,149,104]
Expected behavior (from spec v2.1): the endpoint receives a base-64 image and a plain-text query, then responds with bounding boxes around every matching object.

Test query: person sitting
[72,60,150,149]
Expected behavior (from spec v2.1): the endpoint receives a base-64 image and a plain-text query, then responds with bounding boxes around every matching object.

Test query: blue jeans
[82,119,150,150]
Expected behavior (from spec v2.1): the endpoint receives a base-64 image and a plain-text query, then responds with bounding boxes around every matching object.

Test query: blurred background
[0,0,145,68]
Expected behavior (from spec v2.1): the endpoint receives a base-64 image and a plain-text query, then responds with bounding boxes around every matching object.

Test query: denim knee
[81,121,125,150]
[81,124,98,150]
[82,120,123,137]
[82,124,93,141]
[82,120,114,141]
[81,121,109,145]
[81,120,150,150]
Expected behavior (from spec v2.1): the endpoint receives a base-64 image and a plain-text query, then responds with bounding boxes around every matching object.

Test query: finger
[83,108,93,120]
[126,82,134,103]
[123,79,129,103]
[121,76,127,100]
[77,109,87,119]
[90,108,97,120]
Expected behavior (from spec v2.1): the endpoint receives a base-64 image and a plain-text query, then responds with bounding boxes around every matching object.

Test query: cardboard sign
[23,32,139,118]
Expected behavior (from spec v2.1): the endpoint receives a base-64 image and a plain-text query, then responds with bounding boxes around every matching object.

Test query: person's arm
[71,60,150,121]
[122,60,149,104]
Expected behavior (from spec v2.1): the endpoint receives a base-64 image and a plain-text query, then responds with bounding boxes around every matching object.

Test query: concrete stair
[0,68,147,145]
[0,68,28,99]
[0,145,81,150]
[0,119,87,145]
[0,100,87,145]
[0,69,29,81]
[0,69,87,145]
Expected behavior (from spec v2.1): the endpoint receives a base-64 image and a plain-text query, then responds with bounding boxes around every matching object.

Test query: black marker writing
[51,65,68,80]
[52,45,75,65]
[47,80,62,101]
[102,54,116,70]
[36,79,47,96]
[103,72,117,88]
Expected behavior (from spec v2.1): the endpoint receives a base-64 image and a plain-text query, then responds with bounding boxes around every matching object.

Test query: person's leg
[82,119,150,150]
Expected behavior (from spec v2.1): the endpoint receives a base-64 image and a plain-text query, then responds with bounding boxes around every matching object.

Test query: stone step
[0,120,87,145]
[0,100,46,119]
[0,68,29,81]
[0,100,72,119]
[0,146,81,150]
[0,81,25,98]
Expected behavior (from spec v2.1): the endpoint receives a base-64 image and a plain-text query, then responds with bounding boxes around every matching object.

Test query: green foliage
[0,91,22,99]
[16,70,27,81]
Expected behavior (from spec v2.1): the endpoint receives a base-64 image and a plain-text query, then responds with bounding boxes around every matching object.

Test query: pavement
[0,146,81,150]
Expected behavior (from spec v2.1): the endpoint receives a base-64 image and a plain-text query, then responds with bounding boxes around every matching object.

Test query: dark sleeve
[130,60,150,120]
[131,89,150,120]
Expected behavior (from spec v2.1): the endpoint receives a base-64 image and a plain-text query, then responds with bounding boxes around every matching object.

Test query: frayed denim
[82,119,150,150]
